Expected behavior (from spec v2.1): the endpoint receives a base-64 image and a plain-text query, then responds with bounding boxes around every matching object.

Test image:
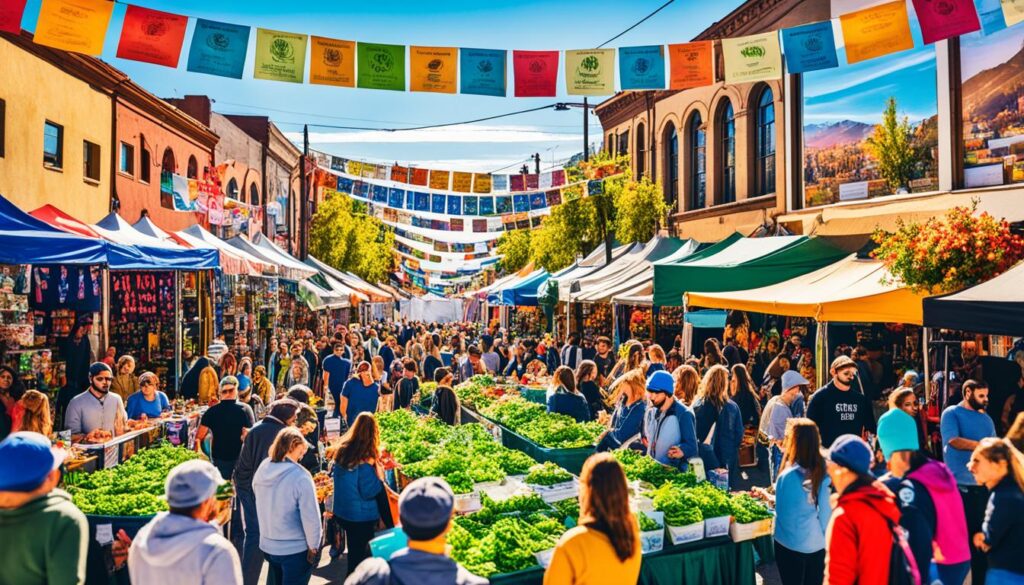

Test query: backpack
[885,517,922,585]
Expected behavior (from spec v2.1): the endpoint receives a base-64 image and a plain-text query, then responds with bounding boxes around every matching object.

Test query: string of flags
[3,0,1020,98]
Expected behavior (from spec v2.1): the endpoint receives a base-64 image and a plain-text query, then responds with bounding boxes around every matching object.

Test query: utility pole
[583,97,589,162]
[584,97,612,265]
[533,153,540,174]
[299,124,309,260]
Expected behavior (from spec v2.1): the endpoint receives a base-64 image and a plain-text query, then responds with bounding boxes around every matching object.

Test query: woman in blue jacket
[692,365,744,487]
[596,369,647,451]
[773,418,831,585]
[546,366,590,423]
[332,412,386,576]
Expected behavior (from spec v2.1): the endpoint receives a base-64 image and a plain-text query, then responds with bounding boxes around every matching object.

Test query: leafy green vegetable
[550,497,580,522]
[651,482,703,527]
[687,482,733,518]
[525,462,573,486]
[638,512,663,531]
[482,396,603,449]
[729,493,773,523]
[613,449,697,488]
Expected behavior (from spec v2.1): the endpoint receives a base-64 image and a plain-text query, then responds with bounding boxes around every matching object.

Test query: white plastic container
[729,517,774,542]
[666,520,705,545]
[639,511,665,554]
[704,515,731,538]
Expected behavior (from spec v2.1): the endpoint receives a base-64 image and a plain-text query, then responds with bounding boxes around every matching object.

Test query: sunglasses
[94,376,113,382]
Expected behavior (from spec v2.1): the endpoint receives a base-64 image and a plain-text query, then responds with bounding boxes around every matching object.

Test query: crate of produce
[727,493,774,542]
[524,462,578,502]
[729,516,774,542]
[638,511,665,554]
[667,520,705,545]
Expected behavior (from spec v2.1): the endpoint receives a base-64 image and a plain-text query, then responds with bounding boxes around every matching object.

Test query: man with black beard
[63,362,127,443]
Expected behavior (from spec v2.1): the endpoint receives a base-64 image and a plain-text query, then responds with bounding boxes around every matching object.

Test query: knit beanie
[877,409,920,460]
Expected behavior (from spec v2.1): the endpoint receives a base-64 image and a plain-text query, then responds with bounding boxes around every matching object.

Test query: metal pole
[583,98,589,162]
[815,322,828,389]
[101,268,110,353]
[534,153,540,174]
[922,327,931,411]
[300,124,309,260]
[174,271,182,395]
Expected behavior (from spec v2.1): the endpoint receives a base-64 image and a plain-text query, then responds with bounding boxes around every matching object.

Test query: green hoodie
[0,489,88,585]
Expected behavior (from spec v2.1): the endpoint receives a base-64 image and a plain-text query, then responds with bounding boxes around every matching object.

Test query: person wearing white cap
[759,370,810,484]
[806,355,876,448]
[128,459,241,585]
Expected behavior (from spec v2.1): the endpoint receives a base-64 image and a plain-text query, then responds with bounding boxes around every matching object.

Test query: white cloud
[284,124,582,146]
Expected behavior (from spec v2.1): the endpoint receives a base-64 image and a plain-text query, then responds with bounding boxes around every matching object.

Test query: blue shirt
[322,355,352,395]
[774,464,832,553]
[236,374,251,392]
[940,404,995,485]
[341,377,380,425]
[332,462,382,522]
[125,391,170,419]
[546,390,590,423]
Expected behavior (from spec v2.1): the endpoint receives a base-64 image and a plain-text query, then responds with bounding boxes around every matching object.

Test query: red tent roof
[30,204,101,239]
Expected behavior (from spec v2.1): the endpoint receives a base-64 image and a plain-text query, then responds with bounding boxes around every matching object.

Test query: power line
[597,0,675,48]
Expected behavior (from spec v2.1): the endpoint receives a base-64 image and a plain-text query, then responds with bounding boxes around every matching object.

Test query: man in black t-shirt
[394,359,420,410]
[807,356,876,447]
[196,376,255,480]
[593,336,617,386]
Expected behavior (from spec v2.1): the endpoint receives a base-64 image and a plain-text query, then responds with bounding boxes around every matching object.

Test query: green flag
[357,42,405,91]
[254,28,307,83]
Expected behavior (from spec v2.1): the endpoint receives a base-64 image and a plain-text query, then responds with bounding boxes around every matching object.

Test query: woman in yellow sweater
[544,452,642,585]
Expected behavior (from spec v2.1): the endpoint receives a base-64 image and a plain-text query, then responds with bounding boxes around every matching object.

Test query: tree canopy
[309,192,395,283]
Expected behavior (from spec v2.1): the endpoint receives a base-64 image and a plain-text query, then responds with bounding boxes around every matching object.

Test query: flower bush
[871,204,1024,293]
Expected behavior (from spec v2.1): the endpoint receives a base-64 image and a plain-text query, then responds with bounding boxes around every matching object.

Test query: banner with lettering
[34,0,114,55]
[513,50,559,97]
[357,42,406,91]
[912,0,980,43]
[565,49,615,95]
[780,21,838,74]
[460,48,507,97]
[1000,0,1024,26]
[187,19,251,79]
[839,1,914,64]
[0,0,26,33]
[722,32,783,84]
[410,46,457,93]
[668,42,714,90]
[451,172,473,193]
[618,45,666,90]
[116,5,188,68]
[254,29,308,83]
[309,36,356,87]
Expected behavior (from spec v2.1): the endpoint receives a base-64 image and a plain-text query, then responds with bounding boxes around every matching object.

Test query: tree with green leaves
[865,97,918,192]
[495,229,532,273]
[309,192,395,283]
[610,176,667,244]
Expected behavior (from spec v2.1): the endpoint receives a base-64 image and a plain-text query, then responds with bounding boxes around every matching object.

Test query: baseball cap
[219,375,239,389]
[876,409,920,460]
[399,477,454,540]
[823,434,872,475]
[646,370,674,394]
[830,355,857,372]
[89,362,112,378]
[781,370,810,392]
[164,460,225,508]
[0,432,67,492]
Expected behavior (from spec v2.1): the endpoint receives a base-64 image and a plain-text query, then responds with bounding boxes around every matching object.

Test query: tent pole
[611,303,618,346]
[816,322,828,388]
[922,327,931,409]
[101,268,110,354]
[173,271,183,395]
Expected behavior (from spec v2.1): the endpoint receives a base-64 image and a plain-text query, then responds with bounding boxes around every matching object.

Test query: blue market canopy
[93,213,219,270]
[488,268,550,306]
[0,194,113,265]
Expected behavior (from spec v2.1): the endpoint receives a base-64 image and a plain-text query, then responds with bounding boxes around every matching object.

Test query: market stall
[401,292,464,323]
[227,234,317,339]
[923,261,1024,336]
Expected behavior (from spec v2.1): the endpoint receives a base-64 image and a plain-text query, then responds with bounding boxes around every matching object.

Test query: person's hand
[667,446,684,459]
[306,548,319,565]
[112,529,132,570]
[323,510,333,520]
[973,532,990,552]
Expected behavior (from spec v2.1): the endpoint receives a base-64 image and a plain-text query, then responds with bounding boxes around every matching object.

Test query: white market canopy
[400,292,464,323]
[227,235,316,282]
[176,224,279,277]
[572,237,697,303]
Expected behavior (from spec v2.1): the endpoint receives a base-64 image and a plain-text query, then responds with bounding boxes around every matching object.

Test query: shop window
[663,122,679,207]
[719,100,736,204]
[187,155,198,179]
[689,113,706,210]
[802,19,937,207]
[618,130,630,156]
[83,141,100,182]
[756,87,776,196]
[44,121,63,169]
[636,123,646,178]
[119,141,134,176]
[140,148,151,183]
[227,178,239,199]
[249,183,260,206]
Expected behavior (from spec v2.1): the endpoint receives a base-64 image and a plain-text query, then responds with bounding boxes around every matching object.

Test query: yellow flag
[34,0,114,55]
[721,32,782,84]
[1002,0,1024,26]
[452,172,473,193]
[565,49,615,96]
[840,1,914,64]
[410,46,457,93]
[310,36,356,88]
[473,173,492,194]
[254,29,307,83]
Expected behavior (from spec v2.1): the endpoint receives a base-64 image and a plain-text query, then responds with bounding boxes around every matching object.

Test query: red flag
[513,50,559,97]
[0,0,27,33]
[116,5,188,68]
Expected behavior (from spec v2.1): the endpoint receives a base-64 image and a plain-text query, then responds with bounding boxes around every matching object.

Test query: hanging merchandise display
[107,271,176,380]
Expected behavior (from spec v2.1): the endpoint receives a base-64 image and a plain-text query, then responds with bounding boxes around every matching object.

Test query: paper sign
[357,42,406,91]
[410,46,457,93]
[460,48,507,96]
[325,417,341,439]
[723,32,783,83]
[104,444,119,468]
[95,523,113,545]
[473,173,492,193]
[0,0,27,33]
[391,165,409,183]
[1001,0,1024,25]
[781,21,839,74]
[913,0,981,43]
[429,170,451,191]
[452,172,473,193]
[840,1,915,64]
[310,36,356,87]
[34,0,114,55]
[187,19,251,79]
[115,6,188,68]
[619,45,666,90]
[513,50,559,97]
[254,29,308,83]
[668,42,714,90]
[565,49,615,95]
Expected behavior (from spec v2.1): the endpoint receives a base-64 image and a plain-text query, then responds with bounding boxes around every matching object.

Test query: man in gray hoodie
[128,459,241,585]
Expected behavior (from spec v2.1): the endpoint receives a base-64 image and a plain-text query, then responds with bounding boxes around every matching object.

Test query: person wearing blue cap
[344,476,487,585]
[128,459,242,585]
[0,431,88,585]
[641,370,698,471]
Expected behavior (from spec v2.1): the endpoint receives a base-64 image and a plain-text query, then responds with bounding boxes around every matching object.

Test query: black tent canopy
[923,262,1024,335]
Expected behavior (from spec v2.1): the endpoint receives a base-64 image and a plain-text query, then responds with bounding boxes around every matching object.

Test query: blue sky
[18,0,745,171]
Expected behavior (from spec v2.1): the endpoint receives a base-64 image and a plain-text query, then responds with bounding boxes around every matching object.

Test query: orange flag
[309,36,356,88]
[34,0,114,55]
[410,46,458,93]
[668,42,714,90]
[840,1,914,64]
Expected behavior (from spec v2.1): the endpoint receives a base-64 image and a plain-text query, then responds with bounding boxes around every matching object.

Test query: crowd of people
[1,317,1023,585]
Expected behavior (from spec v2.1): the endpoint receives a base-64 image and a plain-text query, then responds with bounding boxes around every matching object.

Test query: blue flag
[388,188,404,208]
[187,19,250,79]
[447,195,462,215]
[414,192,430,212]
[513,195,530,213]
[781,21,838,74]
[431,194,446,214]
[479,197,494,215]
[460,48,507,97]
[619,45,666,90]
[463,196,479,215]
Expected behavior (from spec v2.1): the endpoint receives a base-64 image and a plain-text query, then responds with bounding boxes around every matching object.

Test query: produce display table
[72,425,162,469]
[472,411,594,475]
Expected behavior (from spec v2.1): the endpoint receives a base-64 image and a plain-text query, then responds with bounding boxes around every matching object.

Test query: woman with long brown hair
[730,363,762,428]
[609,340,644,381]
[16,390,52,436]
[547,365,590,423]
[332,412,387,575]
[672,364,700,406]
[544,453,640,584]
[692,365,744,486]
[968,438,1024,583]
[773,418,831,585]
[702,338,726,372]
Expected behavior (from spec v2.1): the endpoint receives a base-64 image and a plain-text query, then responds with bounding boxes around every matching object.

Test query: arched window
[756,88,776,196]
[249,183,260,206]
[187,155,198,179]
[227,178,239,199]
[689,113,706,210]
[161,147,175,175]
[636,123,646,178]
[663,123,678,207]
[719,100,736,204]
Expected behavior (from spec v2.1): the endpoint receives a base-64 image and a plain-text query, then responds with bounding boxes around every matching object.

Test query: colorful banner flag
[565,49,615,95]
[310,36,355,87]
[513,50,559,97]
[1000,0,1024,25]
[388,188,404,208]
[839,1,914,64]
[913,0,980,43]
[460,48,507,97]
[391,165,409,183]
[447,195,461,215]
[495,196,512,214]
[463,196,479,215]
[510,174,525,192]
[545,189,562,207]
[254,29,308,83]
[410,168,429,186]
[431,194,446,214]
[979,0,1007,34]
[525,174,539,190]
[551,169,566,187]
[357,42,406,91]
[429,170,450,191]
[781,21,839,74]
[187,19,251,79]
[0,0,27,33]
[34,0,114,55]
[722,32,783,84]
[492,174,509,192]
[414,192,430,212]
[618,45,666,90]
[479,197,495,215]
[668,42,714,90]
[410,46,457,93]
[116,5,188,68]
[472,173,492,193]
[451,171,473,192]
